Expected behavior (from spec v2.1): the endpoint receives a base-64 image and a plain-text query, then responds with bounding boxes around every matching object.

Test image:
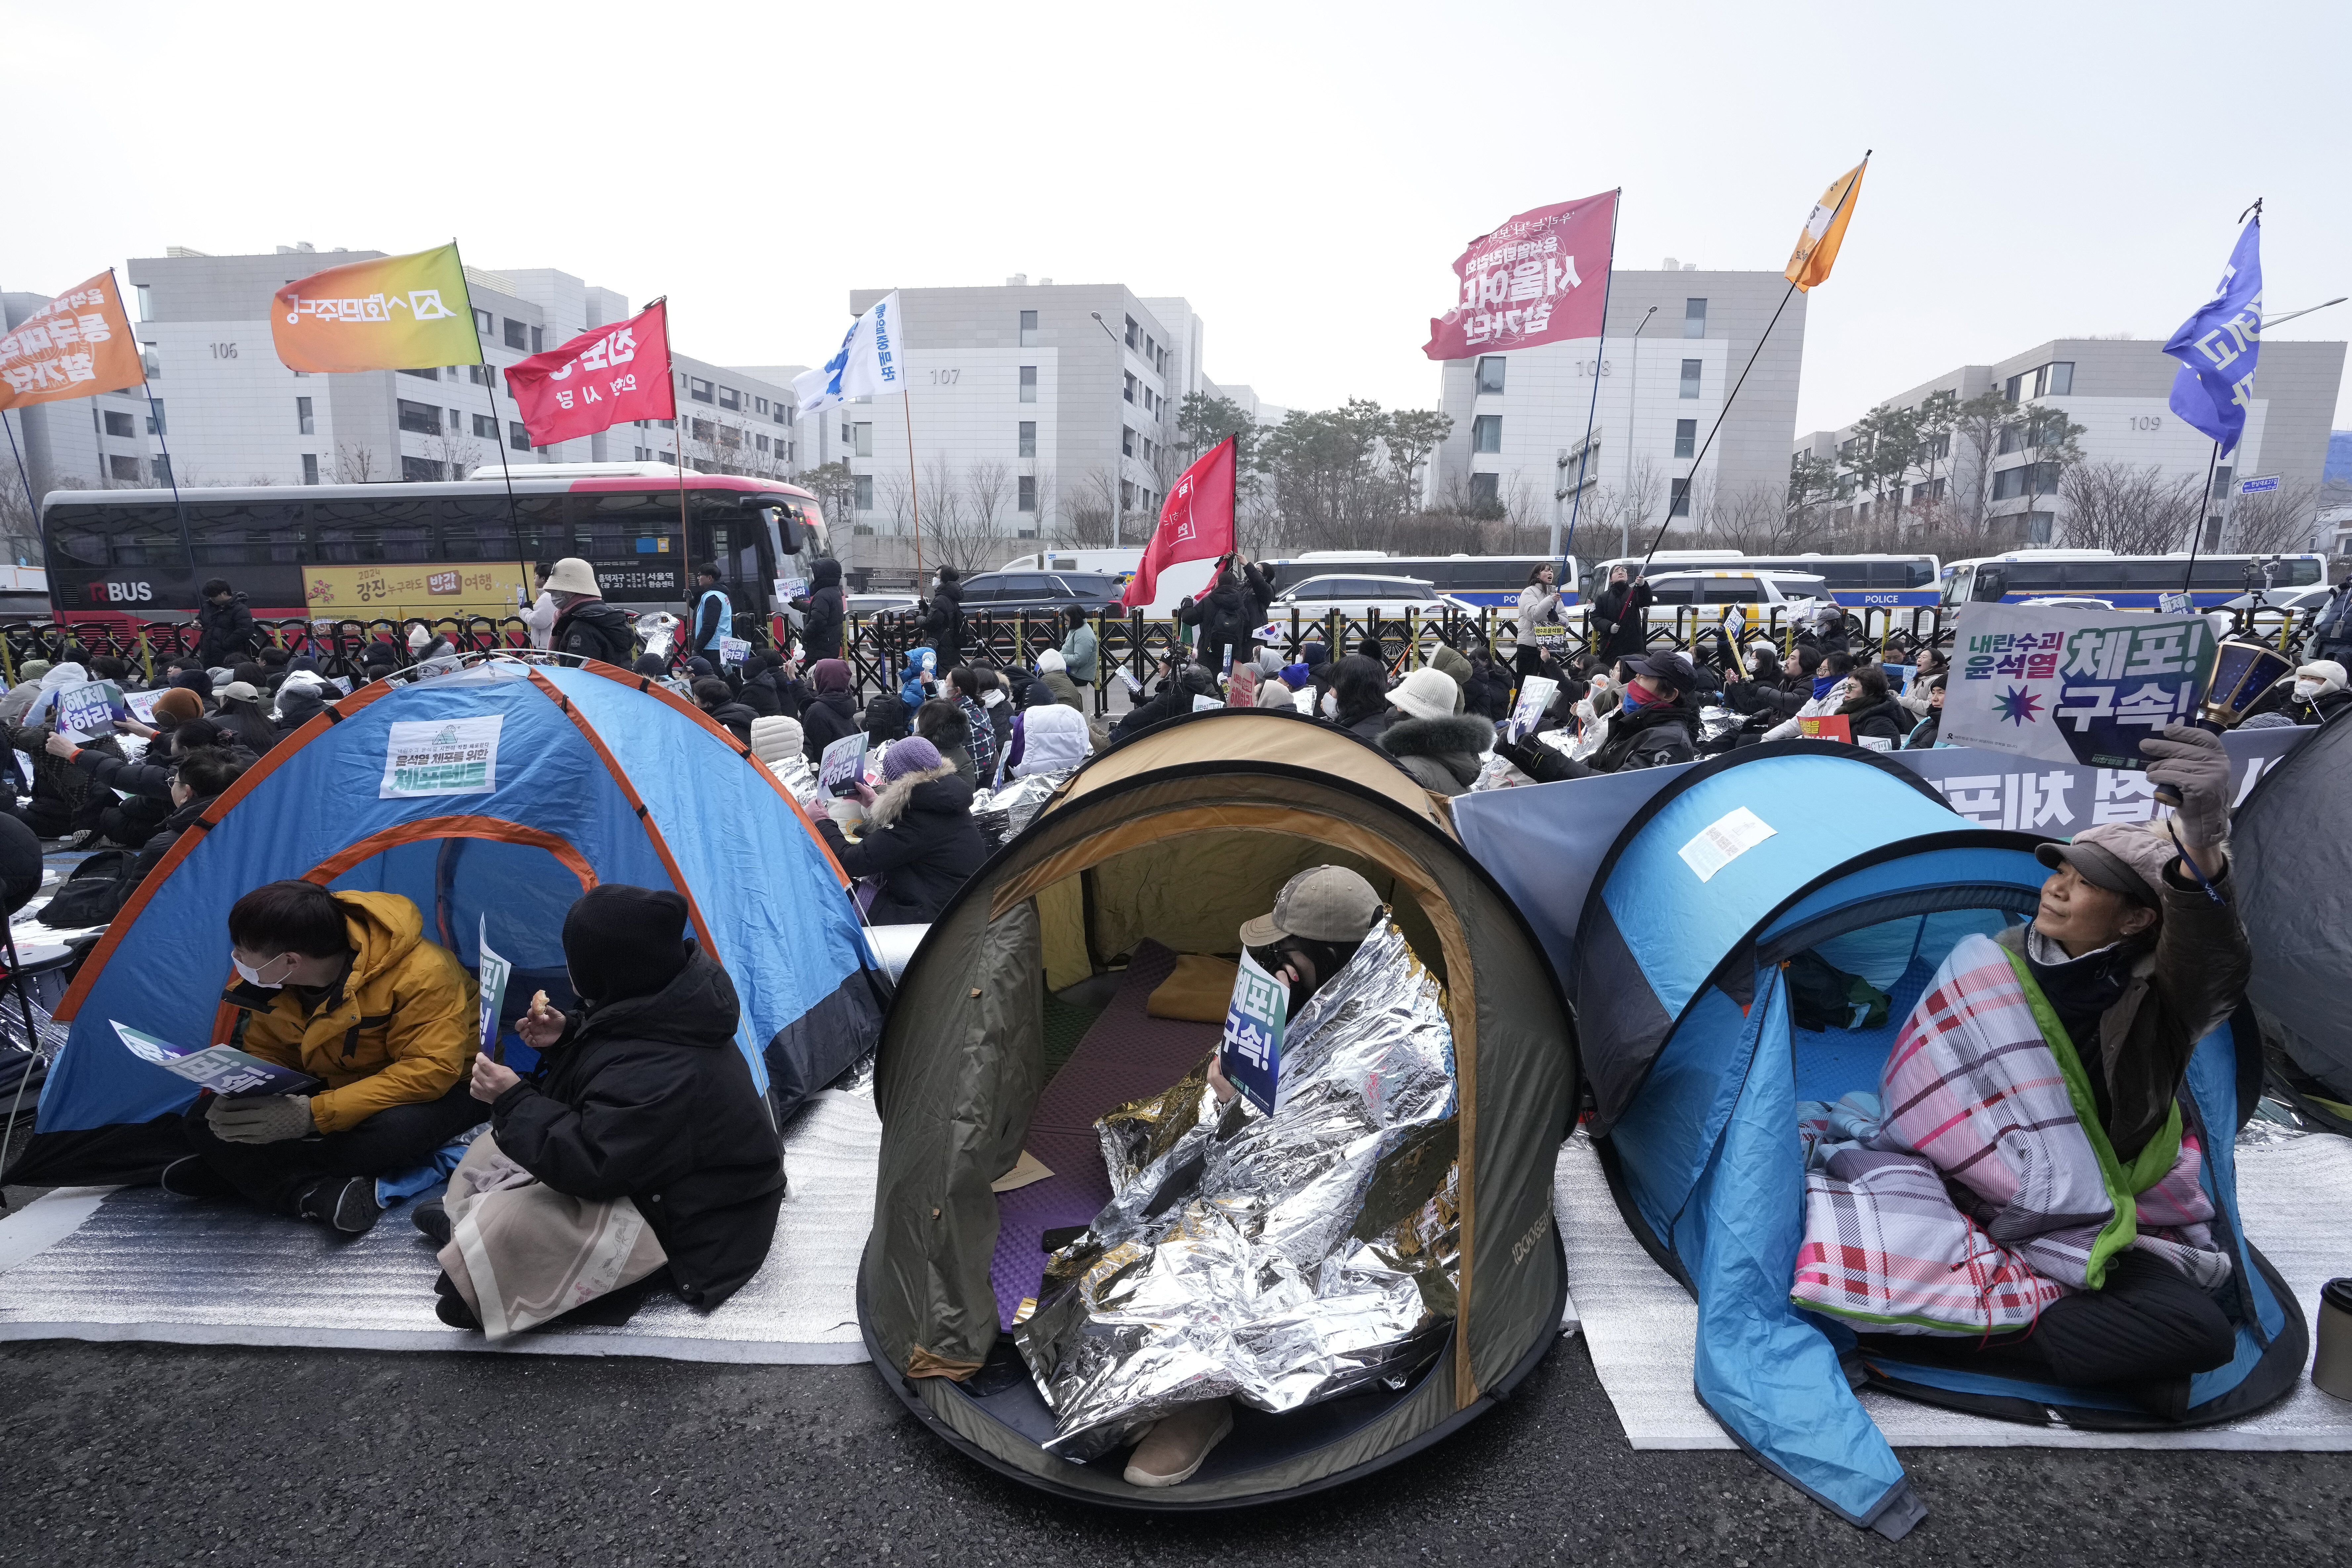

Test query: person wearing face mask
[2280,659,2348,726]
[1126,865,1384,1487]
[414,886,784,1333]
[163,879,482,1234]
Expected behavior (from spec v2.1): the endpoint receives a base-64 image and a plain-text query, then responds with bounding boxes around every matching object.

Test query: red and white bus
[40,463,825,633]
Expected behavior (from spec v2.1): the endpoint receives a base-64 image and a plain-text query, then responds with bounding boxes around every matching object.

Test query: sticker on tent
[1677,806,1776,883]
[380,716,503,798]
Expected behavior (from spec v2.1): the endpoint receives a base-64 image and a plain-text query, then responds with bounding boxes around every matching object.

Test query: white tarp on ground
[0,1089,880,1365]
[1553,1127,2352,1451]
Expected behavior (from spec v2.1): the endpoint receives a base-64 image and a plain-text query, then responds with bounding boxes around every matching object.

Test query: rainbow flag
[271,243,481,372]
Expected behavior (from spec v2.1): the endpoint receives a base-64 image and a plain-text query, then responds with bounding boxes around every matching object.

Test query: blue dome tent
[1555,744,2298,1537]
[7,657,885,1187]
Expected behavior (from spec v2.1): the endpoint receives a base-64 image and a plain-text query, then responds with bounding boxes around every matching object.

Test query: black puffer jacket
[1178,580,1253,673]
[1591,579,1654,662]
[553,598,637,666]
[1110,668,1217,740]
[815,764,985,925]
[197,593,257,666]
[796,559,846,663]
[130,793,220,889]
[921,582,966,668]
[1379,714,1495,796]
[490,950,784,1309]
[703,700,760,746]
[1841,694,1910,745]
[800,689,861,764]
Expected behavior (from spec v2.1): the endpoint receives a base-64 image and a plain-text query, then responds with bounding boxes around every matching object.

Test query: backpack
[39,849,141,929]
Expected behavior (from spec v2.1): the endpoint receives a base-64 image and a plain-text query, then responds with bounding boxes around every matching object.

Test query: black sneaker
[433,1272,481,1329]
[158,1156,237,1199]
[297,1175,384,1236]
[411,1197,452,1247]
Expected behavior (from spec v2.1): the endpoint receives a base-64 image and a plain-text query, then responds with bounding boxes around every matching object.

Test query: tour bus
[40,463,825,633]
[1937,549,2326,611]
[1591,550,1941,608]
[1261,552,1580,609]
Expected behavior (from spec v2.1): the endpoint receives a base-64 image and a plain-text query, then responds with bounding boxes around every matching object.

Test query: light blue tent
[1463,742,2303,1538]
[8,658,884,1186]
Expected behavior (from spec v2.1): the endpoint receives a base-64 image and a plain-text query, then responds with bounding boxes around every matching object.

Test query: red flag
[503,299,677,446]
[1423,190,1616,360]
[1123,437,1236,609]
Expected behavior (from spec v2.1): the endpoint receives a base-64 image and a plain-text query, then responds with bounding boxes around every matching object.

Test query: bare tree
[2225,479,2322,554]
[428,432,483,480]
[917,455,1003,579]
[2059,462,2204,554]
[334,442,382,483]
[1056,468,1117,549]
[964,461,1013,542]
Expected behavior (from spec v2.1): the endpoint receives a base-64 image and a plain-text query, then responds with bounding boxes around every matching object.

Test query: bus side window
[1972,568,2008,602]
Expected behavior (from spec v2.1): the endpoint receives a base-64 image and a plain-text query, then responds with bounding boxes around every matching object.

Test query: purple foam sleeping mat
[989,940,1221,1327]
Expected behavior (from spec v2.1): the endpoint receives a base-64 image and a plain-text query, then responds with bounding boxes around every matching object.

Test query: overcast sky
[7,0,2347,433]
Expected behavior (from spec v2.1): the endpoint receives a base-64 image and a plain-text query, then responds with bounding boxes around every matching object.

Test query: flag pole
[1631,152,1867,582]
[112,273,190,572]
[449,246,528,636]
[1557,188,1622,570]
[1,410,40,545]
[2181,439,2222,599]
[902,383,924,582]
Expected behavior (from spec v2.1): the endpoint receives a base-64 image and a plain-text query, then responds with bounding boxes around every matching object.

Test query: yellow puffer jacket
[226,890,479,1135]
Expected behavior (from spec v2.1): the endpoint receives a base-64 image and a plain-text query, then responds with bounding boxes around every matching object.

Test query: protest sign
[52,680,122,741]
[379,716,503,798]
[818,733,868,798]
[1509,676,1558,743]
[1942,602,2216,770]
[1192,694,1224,713]
[1797,713,1852,742]
[113,1020,321,1099]
[1219,948,1290,1115]
[718,636,752,667]
[123,690,164,726]
[476,916,512,1063]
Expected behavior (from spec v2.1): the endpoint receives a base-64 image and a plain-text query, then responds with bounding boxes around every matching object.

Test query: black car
[954,571,1125,619]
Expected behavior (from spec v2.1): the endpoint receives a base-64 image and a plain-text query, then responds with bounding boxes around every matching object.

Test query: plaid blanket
[1792,934,2229,1336]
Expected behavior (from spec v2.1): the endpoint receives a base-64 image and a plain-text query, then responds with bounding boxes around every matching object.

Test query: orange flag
[0,272,143,409]
[1784,159,1868,292]
[271,243,482,373]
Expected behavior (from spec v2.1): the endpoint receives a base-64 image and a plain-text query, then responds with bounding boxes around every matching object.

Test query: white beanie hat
[1386,667,1460,723]
[1036,648,1067,675]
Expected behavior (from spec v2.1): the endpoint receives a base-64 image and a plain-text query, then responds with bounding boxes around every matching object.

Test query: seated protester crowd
[944,667,1000,783]
[1855,725,2247,1416]
[39,688,205,850]
[1328,654,1395,742]
[420,886,784,1334]
[1903,674,1947,749]
[737,650,803,720]
[1110,660,1218,741]
[130,746,247,886]
[1836,663,1910,746]
[814,735,985,925]
[999,690,1091,783]
[7,669,125,843]
[913,697,977,785]
[164,880,484,1236]
[1033,649,1087,710]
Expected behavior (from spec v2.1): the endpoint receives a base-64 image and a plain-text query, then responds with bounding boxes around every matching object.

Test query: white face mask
[233,951,298,989]
[981,690,1003,708]
[2294,678,2325,700]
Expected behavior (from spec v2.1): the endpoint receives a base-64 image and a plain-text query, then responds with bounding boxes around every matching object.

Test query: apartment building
[1428,262,1808,554]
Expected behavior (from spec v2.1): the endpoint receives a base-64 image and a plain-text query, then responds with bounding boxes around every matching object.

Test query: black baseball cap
[1627,651,1698,691]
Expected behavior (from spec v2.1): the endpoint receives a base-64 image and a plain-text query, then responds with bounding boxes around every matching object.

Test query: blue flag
[2163,220,2261,455]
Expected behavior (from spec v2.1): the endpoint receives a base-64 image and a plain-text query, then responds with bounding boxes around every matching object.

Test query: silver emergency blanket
[1014,916,1459,1460]
[970,769,1069,851]
[768,753,819,808]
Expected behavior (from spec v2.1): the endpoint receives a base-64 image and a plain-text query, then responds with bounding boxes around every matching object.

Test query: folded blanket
[1792,933,2229,1336]
[437,1131,669,1341]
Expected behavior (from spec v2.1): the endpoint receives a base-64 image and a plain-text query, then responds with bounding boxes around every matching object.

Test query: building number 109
[2129,415,2162,431]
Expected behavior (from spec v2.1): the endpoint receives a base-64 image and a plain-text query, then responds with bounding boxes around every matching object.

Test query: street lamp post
[1090,311,1125,549]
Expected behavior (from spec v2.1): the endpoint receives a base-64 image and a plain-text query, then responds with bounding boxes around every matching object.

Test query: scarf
[1811,674,1839,701]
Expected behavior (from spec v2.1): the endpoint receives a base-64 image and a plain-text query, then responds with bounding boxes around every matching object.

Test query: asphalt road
[2,1331,2344,1567]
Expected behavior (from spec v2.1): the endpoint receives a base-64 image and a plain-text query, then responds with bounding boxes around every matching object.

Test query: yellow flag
[270,243,482,372]
[1784,161,1867,292]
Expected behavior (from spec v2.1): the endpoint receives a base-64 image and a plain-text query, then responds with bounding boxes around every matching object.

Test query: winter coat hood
[1379,713,1494,794]
[811,557,843,589]
[866,760,969,830]
[1013,703,1091,776]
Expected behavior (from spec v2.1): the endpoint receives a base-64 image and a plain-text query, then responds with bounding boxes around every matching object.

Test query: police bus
[1261,552,1579,609]
[1591,549,1941,608]
[1937,549,2325,611]
[40,463,824,633]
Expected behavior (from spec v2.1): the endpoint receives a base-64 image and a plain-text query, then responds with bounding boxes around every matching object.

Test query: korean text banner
[2164,218,2261,456]
[1941,601,2217,770]
[271,244,481,373]
[504,300,675,447]
[0,272,142,409]
[793,291,905,416]
[1123,436,1236,609]
[1423,191,1615,361]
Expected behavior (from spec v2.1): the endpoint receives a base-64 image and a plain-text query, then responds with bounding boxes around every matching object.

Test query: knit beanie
[561,885,692,1005]
[882,736,942,783]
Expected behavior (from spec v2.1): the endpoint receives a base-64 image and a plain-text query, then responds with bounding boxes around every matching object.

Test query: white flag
[794,291,907,415]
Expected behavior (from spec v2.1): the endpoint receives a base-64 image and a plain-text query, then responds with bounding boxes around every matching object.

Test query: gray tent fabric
[2233,712,2352,1101]
[857,708,1575,1503]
